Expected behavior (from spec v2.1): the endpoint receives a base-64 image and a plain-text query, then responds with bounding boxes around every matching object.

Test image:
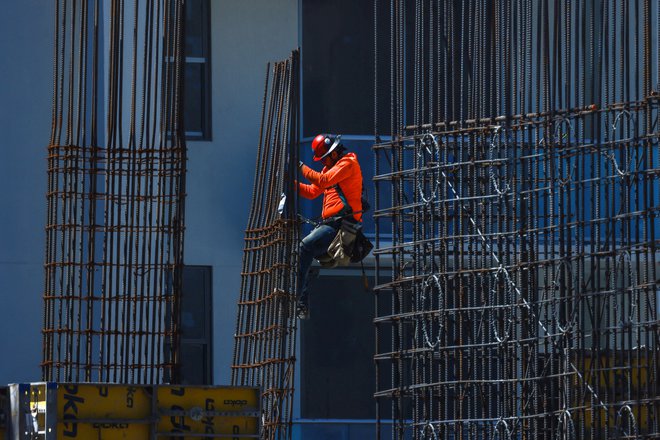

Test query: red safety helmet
[311,134,342,161]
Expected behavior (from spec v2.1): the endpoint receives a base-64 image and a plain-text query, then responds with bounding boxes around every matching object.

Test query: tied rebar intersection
[373,1,660,438]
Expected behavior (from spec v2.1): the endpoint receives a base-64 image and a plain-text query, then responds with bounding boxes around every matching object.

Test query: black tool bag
[349,227,373,263]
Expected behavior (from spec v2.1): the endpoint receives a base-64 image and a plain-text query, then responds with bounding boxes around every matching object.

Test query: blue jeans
[297,219,342,305]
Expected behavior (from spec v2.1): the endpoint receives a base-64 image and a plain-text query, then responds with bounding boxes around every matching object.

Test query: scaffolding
[374,1,660,438]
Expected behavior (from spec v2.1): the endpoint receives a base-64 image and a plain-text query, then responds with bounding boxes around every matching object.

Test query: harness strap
[333,181,369,217]
[333,183,354,217]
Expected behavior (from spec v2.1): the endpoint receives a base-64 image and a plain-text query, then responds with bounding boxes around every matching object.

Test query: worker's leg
[298,223,339,306]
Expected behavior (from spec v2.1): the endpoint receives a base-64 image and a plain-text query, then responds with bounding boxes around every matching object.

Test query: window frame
[183,0,212,141]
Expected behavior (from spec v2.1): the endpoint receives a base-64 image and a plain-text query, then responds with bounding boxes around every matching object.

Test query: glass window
[302,0,390,137]
[183,0,212,140]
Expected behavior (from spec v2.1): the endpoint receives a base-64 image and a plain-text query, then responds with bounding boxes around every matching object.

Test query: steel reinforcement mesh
[373,1,660,439]
[231,51,300,440]
[43,0,187,383]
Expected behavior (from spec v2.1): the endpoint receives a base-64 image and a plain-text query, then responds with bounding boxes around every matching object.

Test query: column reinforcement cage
[231,50,300,440]
[43,0,187,384]
[373,1,660,439]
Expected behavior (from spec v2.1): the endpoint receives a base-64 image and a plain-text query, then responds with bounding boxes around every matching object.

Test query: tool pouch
[325,220,360,267]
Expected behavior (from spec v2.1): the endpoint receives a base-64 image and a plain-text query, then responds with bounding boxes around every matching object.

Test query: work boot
[296,301,310,320]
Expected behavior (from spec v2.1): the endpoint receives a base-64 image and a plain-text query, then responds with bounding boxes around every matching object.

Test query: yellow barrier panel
[57,422,150,440]
[11,383,260,439]
[54,383,153,419]
[23,383,152,438]
[156,386,260,436]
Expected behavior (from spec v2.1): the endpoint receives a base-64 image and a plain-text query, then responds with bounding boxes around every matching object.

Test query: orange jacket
[298,152,363,221]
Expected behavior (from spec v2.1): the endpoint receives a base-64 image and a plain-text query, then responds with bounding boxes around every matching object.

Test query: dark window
[183,0,212,140]
[302,0,391,137]
[299,272,377,419]
[179,265,214,384]
[164,265,213,384]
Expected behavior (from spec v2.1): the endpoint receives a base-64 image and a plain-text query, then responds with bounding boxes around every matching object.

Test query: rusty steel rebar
[43,0,187,384]
[231,51,300,440]
[374,1,660,439]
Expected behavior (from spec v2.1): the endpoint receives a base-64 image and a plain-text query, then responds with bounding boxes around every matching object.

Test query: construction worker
[296,134,363,319]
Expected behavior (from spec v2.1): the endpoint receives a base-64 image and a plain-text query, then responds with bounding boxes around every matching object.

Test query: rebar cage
[43,0,187,384]
[231,51,301,440]
[374,1,660,438]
